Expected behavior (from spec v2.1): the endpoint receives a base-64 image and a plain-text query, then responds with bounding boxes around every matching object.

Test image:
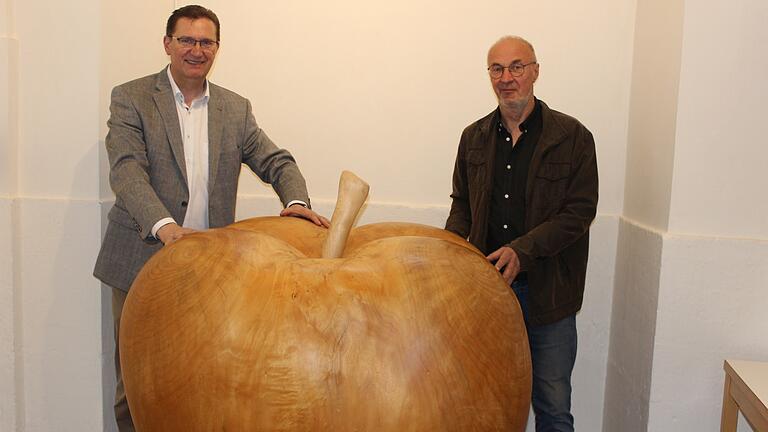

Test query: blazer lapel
[153,71,188,184]
[207,85,224,192]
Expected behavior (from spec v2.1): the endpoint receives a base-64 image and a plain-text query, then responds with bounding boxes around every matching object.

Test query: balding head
[488,36,537,66]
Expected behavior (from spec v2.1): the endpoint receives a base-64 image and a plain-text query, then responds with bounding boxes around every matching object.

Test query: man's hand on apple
[157,223,196,245]
[280,203,331,228]
[486,246,521,284]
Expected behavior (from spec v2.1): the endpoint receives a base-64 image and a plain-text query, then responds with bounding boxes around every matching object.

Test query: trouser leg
[112,287,135,432]
[512,281,577,432]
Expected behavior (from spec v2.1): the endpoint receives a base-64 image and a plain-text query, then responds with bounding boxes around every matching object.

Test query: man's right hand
[156,223,196,245]
[486,246,521,284]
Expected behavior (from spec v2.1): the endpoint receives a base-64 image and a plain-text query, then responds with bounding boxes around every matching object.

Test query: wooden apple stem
[322,171,370,259]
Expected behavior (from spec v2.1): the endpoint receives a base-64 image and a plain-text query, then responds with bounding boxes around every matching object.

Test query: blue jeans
[513,280,577,432]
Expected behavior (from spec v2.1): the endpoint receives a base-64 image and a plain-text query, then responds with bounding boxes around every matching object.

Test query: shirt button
[503,224,508,229]
[506,165,511,170]
[506,137,511,142]
[504,194,509,199]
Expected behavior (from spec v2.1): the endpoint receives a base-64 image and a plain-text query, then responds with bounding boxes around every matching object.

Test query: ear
[532,63,540,83]
[163,36,172,55]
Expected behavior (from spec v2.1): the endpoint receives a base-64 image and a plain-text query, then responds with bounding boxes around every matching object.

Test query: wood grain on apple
[121,171,532,431]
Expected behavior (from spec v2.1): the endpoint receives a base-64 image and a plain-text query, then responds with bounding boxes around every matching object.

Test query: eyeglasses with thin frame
[487,62,537,79]
[170,36,220,51]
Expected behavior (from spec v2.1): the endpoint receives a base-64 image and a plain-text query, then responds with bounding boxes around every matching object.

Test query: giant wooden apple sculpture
[121,171,531,431]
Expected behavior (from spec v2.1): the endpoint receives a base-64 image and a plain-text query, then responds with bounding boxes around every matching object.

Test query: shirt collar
[521,98,542,131]
[166,65,210,106]
[496,97,541,134]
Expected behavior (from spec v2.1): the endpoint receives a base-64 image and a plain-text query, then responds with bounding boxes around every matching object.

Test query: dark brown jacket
[446,101,598,325]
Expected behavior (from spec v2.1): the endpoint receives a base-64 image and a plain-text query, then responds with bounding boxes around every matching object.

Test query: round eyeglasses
[488,62,537,79]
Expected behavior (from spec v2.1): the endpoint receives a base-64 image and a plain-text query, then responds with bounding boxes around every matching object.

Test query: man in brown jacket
[445,36,598,431]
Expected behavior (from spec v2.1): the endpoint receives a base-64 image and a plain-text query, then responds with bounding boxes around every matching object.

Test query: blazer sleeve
[239,99,311,208]
[105,85,173,239]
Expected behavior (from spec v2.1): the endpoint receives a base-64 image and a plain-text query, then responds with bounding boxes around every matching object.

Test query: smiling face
[163,17,218,87]
[487,38,539,113]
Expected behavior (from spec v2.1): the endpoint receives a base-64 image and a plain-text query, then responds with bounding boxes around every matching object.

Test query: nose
[189,42,204,55]
[500,67,516,81]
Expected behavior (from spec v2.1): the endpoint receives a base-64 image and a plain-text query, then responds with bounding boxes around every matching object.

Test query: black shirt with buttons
[486,98,543,256]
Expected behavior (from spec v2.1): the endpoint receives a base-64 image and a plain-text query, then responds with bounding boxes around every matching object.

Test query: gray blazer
[94,69,310,291]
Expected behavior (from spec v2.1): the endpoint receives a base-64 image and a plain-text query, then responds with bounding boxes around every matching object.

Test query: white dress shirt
[151,67,210,236]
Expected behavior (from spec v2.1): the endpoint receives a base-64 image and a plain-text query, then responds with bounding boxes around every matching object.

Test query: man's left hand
[486,246,521,284]
[280,203,331,228]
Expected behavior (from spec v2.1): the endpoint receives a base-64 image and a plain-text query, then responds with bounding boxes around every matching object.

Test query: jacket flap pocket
[108,205,139,231]
[536,162,571,181]
[467,150,486,165]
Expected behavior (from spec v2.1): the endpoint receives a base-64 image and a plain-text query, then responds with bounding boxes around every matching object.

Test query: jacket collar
[477,99,568,154]
[537,100,568,154]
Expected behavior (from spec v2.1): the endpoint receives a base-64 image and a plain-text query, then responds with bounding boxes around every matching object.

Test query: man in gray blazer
[93,5,329,431]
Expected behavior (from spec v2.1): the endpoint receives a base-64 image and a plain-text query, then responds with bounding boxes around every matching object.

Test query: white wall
[9,0,107,430]
[0,200,16,432]
[16,200,103,431]
[603,219,663,431]
[648,235,768,431]
[645,0,768,430]
[200,0,633,217]
[0,0,17,196]
[0,0,19,429]
[16,4,99,198]
[668,0,768,239]
[606,0,768,431]
[0,198,15,432]
[604,0,683,429]
[622,0,683,231]
[572,216,619,432]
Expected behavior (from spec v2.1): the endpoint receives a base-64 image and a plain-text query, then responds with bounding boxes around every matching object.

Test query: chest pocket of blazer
[219,146,241,163]
[217,134,243,170]
[534,162,571,207]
